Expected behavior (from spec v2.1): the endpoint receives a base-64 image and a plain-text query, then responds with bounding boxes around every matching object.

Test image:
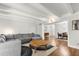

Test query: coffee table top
[31,39,50,47]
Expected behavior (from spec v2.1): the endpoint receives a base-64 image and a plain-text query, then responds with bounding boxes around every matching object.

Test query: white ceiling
[0,3,79,23]
[41,3,71,17]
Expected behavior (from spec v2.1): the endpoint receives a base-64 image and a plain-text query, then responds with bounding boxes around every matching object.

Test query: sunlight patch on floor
[59,46,70,56]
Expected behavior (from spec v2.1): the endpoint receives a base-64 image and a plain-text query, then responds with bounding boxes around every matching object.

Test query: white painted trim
[41,24,44,40]
[68,44,79,49]
[59,39,68,41]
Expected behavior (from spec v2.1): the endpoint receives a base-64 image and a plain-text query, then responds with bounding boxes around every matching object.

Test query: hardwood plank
[49,39,79,56]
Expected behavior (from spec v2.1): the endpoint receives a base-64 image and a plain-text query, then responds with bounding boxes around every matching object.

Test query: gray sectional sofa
[0,33,33,56]
[0,33,41,56]
[5,33,42,44]
[0,39,21,56]
[5,33,33,44]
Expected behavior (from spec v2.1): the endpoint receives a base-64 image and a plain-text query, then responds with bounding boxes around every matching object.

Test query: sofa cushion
[14,34,32,40]
[6,34,14,39]
[0,38,5,43]
[5,33,32,43]
[32,34,41,39]
[14,34,32,44]
[0,39,21,56]
[0,34,6,42]
[14,34,22,39]
[21,39,32,44]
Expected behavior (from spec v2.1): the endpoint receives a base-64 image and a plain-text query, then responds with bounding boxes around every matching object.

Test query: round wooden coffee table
[31,39,49,47]
[30,39,50,53]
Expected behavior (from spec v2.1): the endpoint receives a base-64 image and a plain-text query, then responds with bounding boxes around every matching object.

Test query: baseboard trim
[68,45,79,49]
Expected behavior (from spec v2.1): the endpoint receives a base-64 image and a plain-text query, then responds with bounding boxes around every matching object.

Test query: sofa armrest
[0,39,21,56]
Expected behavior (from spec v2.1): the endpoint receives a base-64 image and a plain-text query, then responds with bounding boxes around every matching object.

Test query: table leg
[34,48,37,53]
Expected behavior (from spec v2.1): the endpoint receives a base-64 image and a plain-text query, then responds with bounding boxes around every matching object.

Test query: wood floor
[49,39,79,56]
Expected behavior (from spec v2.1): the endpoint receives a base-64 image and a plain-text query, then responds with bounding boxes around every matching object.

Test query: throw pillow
[0,34,6,42]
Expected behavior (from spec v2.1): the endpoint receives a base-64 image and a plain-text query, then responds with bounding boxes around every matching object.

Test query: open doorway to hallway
[44,21,68,41]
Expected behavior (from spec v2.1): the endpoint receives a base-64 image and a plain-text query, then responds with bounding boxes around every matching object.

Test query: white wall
[55,21,68,38]
[0,15,42,35]
[68,13,79,49]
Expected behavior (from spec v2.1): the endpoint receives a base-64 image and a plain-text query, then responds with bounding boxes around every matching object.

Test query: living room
[0,3,79,56]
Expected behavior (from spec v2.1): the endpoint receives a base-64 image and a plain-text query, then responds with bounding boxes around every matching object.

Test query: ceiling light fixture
[48,16,56,23]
